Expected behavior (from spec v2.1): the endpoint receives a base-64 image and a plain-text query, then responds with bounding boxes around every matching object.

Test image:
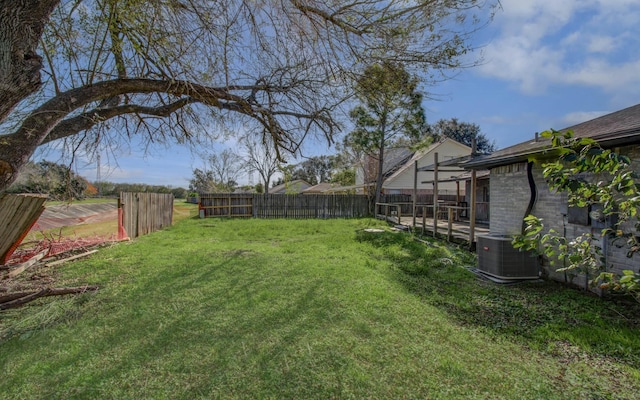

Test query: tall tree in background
[208,149,243,192]
[6,160,87,201]
[347,61,427,205]
[290,156,332,185]
[242,135,280,194]
[429,118,495,153]
[0,0,496,193]
[188,168,216,194]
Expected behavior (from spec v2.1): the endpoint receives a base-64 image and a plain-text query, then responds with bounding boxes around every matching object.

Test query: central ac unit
[477,235,539,279]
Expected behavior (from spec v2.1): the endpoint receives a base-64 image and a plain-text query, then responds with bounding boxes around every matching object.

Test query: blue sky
[69,0,640,188]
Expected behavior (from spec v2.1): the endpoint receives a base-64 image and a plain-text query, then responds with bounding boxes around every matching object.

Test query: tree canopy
[0,0,496,193]
[346,61,427,204]
[428,118,495,153]
[6,160,88,200]
[288,156,332,186]
[242,134,280,194]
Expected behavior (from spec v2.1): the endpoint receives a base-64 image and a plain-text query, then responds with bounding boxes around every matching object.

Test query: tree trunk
[0,0,60,121]
[374,117,388,208]
[374,141,385,208]
[0,0,60,191]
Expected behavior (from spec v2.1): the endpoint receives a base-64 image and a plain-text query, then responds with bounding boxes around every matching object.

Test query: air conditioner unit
[477,235,539,280]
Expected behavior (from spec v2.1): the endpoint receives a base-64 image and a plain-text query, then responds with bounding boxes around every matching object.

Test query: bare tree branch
[0,0,496,193]
[45,97,198,143]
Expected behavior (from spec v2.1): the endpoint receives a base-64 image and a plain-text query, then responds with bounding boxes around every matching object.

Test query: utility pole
[96,154,101,196]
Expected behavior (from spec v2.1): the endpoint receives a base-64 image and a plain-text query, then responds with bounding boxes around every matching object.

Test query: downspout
[521,161,537,235]
[523,160,540,278]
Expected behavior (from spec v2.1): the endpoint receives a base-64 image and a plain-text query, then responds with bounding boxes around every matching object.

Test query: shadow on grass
[355,229,640,367]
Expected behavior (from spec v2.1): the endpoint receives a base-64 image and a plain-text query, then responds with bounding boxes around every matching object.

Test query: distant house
[355,138,472,195]
[464,103,640,287]
[269,179,312,194]
[302,182,336,194]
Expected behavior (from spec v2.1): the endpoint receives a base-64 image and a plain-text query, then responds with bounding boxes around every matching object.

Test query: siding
[384,139,470,193]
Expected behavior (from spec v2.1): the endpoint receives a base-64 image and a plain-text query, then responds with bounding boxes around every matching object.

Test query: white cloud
[479,0,640,95]
[560,110,610,127]
[586,35,616,53]
[564,58,640,92]
[479,36,564,94]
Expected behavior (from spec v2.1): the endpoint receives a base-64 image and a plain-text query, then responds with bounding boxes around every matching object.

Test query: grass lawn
[1,218,639,399]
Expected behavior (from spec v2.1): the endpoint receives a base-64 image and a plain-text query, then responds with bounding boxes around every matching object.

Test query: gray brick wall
[488,147,640,289]
[489,162,530,235]
[606,145,640,275]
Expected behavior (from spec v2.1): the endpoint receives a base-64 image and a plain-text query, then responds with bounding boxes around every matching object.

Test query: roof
[381,147,414,179]
[384,138,471,183]
[358,146,414,184]
[269,179,312,194]
[323,183,373,193]
[465,103,640,169]
[302,182,335,193]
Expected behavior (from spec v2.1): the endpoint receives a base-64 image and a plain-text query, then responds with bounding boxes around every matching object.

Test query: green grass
[1,218,639,399]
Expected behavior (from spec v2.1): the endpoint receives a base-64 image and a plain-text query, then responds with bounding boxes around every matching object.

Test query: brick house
[464,103,640,288]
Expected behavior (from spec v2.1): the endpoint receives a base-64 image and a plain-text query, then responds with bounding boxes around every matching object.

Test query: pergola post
[433,152,438,238]
[456,180,461,221]
[412,160,418,229]
[468,138,477,250]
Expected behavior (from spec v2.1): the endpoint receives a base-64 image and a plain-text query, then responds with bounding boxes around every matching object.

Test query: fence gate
[119,192,174,239]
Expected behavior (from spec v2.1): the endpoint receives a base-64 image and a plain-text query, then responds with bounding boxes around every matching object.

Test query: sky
[68,0,640,189]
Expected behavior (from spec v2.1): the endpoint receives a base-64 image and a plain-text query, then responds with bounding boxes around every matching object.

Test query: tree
[428,118,495,153]
[346,61,427,205]
[0,0,495,194]
[290,156,332,185]
[188,168,216,194]
[332,135,366,188]
[330,168,356,187]
[514,130,640,301]
[7,160,87,200]
[207,149,243,192]
[91,181,185,196]
[242,135,280,194]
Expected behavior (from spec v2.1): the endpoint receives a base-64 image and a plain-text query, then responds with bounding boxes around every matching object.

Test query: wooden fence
[0,194,47,264]
[119,192,174,238]
[198,193,467,220]
[254,194,370,219]
[199,193,371,219]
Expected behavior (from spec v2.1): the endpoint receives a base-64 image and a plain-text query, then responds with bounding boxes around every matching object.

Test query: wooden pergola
[411,142,483,249]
